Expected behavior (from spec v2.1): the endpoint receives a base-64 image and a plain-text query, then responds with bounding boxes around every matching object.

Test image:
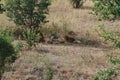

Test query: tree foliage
[3,0,51,28]
[92,0,120,20]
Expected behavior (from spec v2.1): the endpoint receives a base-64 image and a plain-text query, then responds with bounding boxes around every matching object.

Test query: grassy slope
[1,0,120,80]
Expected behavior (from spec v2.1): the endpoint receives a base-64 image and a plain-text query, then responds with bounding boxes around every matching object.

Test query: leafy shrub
[0,29,14,43]
[3,0,51,29]
[22,28,40,48]
[0,30,17,80]
[109,56,120,65]
[92,0,120,20]
[3,0,51,48]
[97,24,120,48]
[94,56,120,80]
[94,67,116,80]
[70,0,85,8]
[13,27,41,48]
[15,41,24,52]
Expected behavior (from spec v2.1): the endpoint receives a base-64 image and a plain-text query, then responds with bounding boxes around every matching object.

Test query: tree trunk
[0,73,2,80]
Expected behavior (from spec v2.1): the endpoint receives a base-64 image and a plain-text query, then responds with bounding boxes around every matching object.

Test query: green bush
[22,28,40,48]
[3,0,51,48]
[94,56,120,80]
[3,0,51,29]
[0,30,17,80]
[15,41,24,52]
[94,67,116,80]
[92,0,120,20]
[70,0,85,8]
[109,56,120,65]
[0,29,14,43]
[97,25,120,48]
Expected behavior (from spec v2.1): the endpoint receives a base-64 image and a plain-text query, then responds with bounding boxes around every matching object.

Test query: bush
[94,67,116,80]
[109,56,120,65]
[94,56,120,80]
[70,0,85,8]
[0,30,17,80]
[3,0,51,47]
[92,0,120,20]
[0,29,14,43]
[96,25,120,48]
[15,41,24,52]
[3,0,51,29]
[22,28,40,48]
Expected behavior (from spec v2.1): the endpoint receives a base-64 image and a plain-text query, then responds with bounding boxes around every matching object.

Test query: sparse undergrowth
[96,24,120,48]
[94,56,120,80]
[94,24,120,80]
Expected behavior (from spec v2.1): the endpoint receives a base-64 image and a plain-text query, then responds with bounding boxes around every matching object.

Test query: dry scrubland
[1,0,120,80]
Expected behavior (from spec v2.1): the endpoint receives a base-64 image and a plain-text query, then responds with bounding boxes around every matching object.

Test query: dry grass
[2,44,114,80]
[1,0,120,80]
[0,14,16,29]
[46,0,120,43]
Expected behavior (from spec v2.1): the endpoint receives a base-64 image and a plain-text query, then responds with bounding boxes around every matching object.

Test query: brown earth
[1,0,120,80]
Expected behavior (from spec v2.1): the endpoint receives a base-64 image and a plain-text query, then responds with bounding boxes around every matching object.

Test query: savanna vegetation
[0,0,120,80]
